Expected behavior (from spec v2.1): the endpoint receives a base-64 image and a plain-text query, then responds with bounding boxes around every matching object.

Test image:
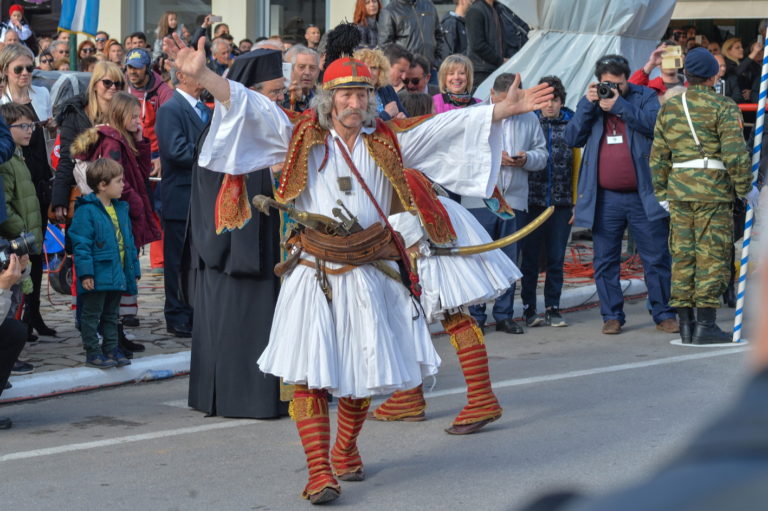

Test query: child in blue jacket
[68,159,141,369]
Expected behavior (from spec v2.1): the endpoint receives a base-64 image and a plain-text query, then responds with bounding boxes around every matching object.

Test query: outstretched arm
[491,74,554,122]
[168,34,231,104]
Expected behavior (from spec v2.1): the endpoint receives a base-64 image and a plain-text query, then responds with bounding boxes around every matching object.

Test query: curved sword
[430,206,555,256]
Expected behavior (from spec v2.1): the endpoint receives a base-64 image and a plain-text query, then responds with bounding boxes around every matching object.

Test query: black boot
[692,308,731,345]
[678,307,694,344]
[118,323,144,357]
[23,309,57,337]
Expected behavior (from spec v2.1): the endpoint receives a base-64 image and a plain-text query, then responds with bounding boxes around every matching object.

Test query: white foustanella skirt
[257,258,440,399]
[391,197,522,323]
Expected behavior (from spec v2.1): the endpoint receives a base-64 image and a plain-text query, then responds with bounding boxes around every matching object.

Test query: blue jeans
[520,205,572,311]
[468,207,520,326]
[592,189,674,324]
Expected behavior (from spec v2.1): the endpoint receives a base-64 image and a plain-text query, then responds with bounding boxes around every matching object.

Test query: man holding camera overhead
[565,55,677,336]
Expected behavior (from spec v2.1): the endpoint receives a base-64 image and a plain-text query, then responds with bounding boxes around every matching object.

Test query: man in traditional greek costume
[170,30,552,505]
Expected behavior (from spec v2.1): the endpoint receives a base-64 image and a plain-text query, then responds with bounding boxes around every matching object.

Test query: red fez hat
[322,57,374,90]
[9,4,23,17]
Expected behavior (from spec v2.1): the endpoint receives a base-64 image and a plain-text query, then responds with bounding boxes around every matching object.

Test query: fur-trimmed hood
[71,125,128,160]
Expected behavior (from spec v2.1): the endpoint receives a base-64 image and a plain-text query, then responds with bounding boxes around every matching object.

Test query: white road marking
[0,420,261,462]
[425,347,746,399]
[1,347,746,463]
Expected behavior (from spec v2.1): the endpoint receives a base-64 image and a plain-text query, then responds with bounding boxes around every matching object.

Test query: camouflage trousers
[668,201,733,308]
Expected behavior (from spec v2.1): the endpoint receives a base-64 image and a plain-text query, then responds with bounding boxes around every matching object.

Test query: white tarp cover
[475,0,678,109]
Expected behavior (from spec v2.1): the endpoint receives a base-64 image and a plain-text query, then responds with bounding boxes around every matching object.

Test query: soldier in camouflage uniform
[650,47,754,344]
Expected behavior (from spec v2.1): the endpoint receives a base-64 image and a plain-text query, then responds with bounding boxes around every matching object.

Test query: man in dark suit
[155,70,210,338]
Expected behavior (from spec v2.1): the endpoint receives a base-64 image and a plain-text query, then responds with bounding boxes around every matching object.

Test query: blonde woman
[721,37,762,103]
[353,47,407,119]
[433,53,479,113]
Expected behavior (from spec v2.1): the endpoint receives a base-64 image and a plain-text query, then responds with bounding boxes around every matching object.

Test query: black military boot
[692,307,731,345]
[677,307,694,344]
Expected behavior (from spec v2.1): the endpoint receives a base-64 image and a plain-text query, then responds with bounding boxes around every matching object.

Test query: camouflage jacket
[650,84,751,202]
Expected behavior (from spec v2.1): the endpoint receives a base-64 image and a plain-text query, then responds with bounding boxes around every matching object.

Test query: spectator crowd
[0,0,763,429]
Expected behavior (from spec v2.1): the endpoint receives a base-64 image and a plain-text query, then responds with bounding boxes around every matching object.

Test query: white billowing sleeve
[388,211,425,247]
[397,105,502,198]
[198,80,294,175]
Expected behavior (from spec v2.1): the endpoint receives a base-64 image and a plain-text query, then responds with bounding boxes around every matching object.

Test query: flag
[58,0,99,37]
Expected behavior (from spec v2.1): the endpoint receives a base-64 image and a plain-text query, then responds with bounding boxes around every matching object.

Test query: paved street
[0,300,751,511]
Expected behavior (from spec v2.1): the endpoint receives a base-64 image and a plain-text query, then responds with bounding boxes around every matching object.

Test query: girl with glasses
[0,44,56,339]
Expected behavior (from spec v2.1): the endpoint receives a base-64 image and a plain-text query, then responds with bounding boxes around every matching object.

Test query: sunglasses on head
[82,47,96,54]
[101,78,124,89]
[12,65,34,74]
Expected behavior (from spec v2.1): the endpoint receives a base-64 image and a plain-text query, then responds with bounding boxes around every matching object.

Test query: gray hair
[253,40,283,51]
[311,87,378,131]
[211,38,230,53]
[49,40,68,53]
[0,43,35,74]
[284,44,319,66]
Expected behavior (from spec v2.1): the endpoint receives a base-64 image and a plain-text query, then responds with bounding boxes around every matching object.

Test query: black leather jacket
[378,0,444,68]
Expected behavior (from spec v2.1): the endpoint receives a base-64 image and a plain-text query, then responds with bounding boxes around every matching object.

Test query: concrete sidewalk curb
[3,280,648,404]
[1,352,191,404]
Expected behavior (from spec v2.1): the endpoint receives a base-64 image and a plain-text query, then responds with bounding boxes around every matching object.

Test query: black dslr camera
[597,82,618,99]
[0,233,35,271]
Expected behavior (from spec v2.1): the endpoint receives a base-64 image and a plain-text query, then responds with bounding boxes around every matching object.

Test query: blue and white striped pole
[732,38,768,343]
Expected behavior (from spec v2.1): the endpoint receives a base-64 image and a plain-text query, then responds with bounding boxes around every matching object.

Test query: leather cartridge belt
[671,158,725,170]
[299,223,401,265]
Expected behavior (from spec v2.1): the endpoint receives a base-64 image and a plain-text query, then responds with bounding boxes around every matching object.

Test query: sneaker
[105,348,132,368]
[545,308,568,327]
[11,360,34,375]
[524,311,544,327]
[85,354,117,369]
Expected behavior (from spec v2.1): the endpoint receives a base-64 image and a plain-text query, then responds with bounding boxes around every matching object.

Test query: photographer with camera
[0,251,30,429]
[564,55,677,336]
[629,41,686,96]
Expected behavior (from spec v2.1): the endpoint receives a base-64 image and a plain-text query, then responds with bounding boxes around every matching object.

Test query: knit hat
[684,47,719,79]
[9,4,23,17]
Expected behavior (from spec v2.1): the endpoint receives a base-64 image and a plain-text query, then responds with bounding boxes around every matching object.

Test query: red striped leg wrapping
[444,314,502,426]
[331,397,371,476]
[371,384,426,420]
[290,389,340,500]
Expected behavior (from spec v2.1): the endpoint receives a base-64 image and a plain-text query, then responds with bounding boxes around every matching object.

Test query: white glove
[658,200,669,213]
[746,185,760,210]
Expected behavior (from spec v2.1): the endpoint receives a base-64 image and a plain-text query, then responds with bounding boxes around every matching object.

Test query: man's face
[541,96,563,119]
[239,41,253,53]
[332,88,370,129]
[53,43,69,60]
[253,77,286,103]
[214,44,230,65]
[405,64,428,93]
[4,31,19,45]
[214,24,229,38]
[305,27,321,45]
[126,65,149,87]
[389,57,409,88]
[94,34,107,51]
[131,37,146,50]
[293,53,320,93]
[598,72,628,97]
[177,72,204,98]
[715,55,726,79]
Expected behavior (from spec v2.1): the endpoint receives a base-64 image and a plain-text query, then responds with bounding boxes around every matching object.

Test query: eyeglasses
[57,50,70,55]
[9,123,36,131]
[95,37,107,43]
[11,64,34,75]
[403,77,423,86]
[81,47,96,54]
[100,78,124,89]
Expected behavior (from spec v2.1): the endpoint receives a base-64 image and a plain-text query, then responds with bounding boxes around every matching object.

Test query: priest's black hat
[227,49,283,88]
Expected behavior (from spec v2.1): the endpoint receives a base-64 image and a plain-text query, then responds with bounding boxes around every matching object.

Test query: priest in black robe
[185,49,289,419]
